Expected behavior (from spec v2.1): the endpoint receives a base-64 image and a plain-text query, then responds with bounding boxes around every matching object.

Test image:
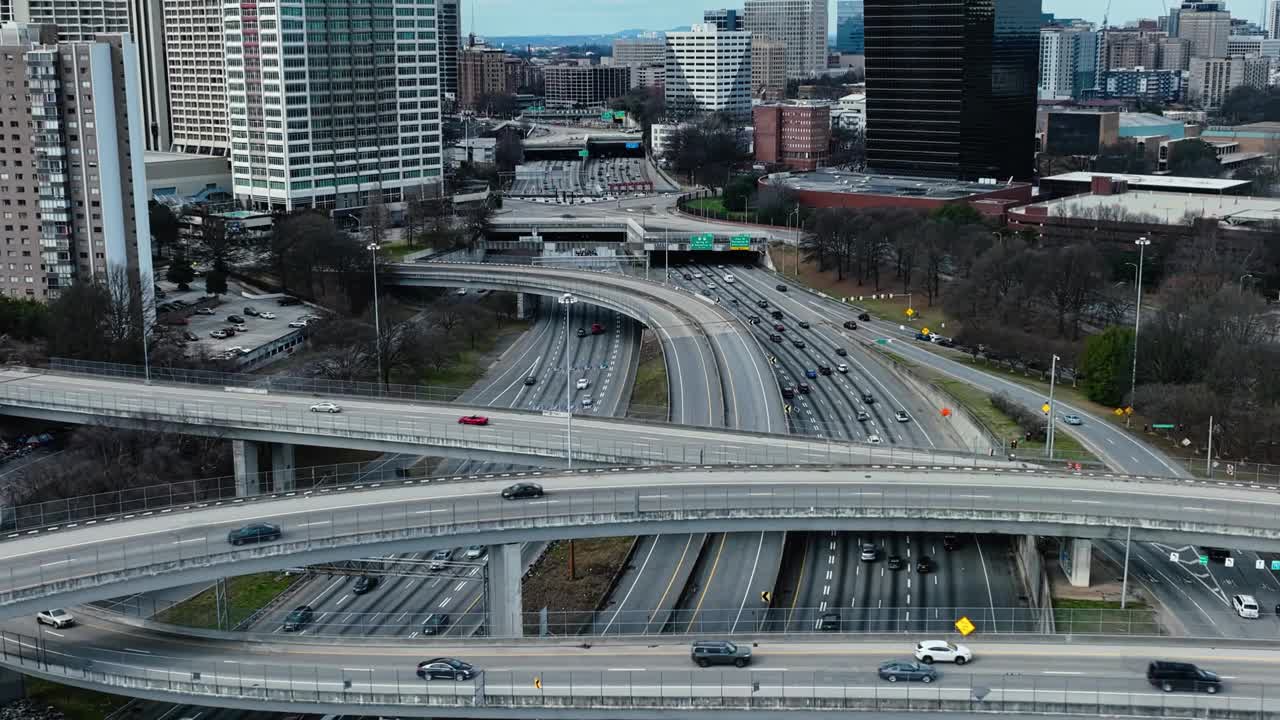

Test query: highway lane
[757,269,1186,477]
[6,467,1280,618]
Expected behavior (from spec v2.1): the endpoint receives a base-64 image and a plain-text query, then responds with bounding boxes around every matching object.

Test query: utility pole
[1045,354,1060,460]
[1120,525,1133,609]
[1206,415,1215,477]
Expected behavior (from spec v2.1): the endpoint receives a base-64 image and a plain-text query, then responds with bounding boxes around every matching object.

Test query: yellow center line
[685,533,728,632]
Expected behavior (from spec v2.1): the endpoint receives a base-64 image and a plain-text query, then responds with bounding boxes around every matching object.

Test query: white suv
[37,609,75,628]
[1233,594,1260,619]
[914,640,973,665]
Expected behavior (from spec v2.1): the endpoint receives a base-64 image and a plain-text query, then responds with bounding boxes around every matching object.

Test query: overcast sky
[472,0,1203,38]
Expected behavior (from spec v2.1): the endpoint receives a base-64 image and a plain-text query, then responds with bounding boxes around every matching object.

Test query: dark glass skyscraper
[836,0,864,53]
[864,0,1040,181]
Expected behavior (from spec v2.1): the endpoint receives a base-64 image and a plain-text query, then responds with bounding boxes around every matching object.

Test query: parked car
[310,402,342,413]
[915,640,972,665]
[183,331,199,342]
[210,329,229,339]
[259,312,276,320]
[228,523,281,545]
[690,640,751,668]
[282,605,315,632]
[683,273,693,280]
[458,415,489,426]
[878,660,937,683]
[227,315,245,323]
[244,306,260,316]
[36,609,75,628]
[502,482,544,500]
[195,307,216,315]
[233,323,248,332]
[288,320,308,328]
[1147,661,1221,693]
[353,576,379,595]
[277,296,301,306]
[420,614,450,636]
[417,658,475,680]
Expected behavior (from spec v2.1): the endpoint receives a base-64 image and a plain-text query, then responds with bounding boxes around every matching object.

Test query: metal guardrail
[0,629,1273,717]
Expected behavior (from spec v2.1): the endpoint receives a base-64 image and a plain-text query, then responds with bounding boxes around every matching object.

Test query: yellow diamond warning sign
[955,616,976,636]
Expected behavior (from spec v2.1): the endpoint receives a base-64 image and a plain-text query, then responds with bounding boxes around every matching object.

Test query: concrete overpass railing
[2,629,1276,718]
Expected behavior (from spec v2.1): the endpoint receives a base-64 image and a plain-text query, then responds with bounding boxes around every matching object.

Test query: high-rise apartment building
[459,42,514,109]
[21,0,170,151]
[751,36,786,101]
[703,8,744,31]
[835,0,864,54]
[1039,26,1099,99]
[1188,54,1270,107]
[1267,0,1280,38]
[612,36,666,66]
[864,0,1040,181]
[439,0,459,98]
[1227,34,1280,57]
[744,0,827,79]
[543,64,632,107]
[223,0,443,213]
[664,23,752,117]
[1176,1,1231,57]
[0,22,153,304]
[631,63,665,90]
[1101,30,1160,69]
[1157,37,1192,68]
[753,103,830,170]
[164,0,226,154]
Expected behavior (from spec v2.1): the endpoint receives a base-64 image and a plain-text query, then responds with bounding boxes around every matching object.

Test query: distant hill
[485,27,690,48]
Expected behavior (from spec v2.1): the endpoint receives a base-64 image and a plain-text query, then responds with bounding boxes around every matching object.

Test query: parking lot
[155,279,320,362]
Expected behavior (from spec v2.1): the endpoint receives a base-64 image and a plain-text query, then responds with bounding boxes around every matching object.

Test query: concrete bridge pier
[486,543,523,638]
[516,292,536,320]
[1062,538,1092,587]
[233,440,298,495]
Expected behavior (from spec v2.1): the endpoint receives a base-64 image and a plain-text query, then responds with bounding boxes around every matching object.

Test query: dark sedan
[227,523,281,546]
[502,482,544,500]
[353,575,379,594]
[417,657,476,681]
[879,660,937,683]
[282,605,314,632]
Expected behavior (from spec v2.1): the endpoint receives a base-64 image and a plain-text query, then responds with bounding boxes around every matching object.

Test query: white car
[309,402,342,413]
[37,609,74,628]
[914,640,973,665]
[868,434,882,444]
[1233,594,1260,619]
[693,272,703,279]
[576,378,589,390]
[455,288,467,295]
[837,363,849,373]
[289,320,308,328]
[233,324,248,332]
[724,274,735,283]
[581,396,593,407]
[706,282,717,290]
[259,312,276,319]
[895,410,911,422]
[464,545,486,560]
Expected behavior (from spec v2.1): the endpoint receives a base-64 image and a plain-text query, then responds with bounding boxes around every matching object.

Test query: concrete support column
[486,543,523,638]
[271,442,296,492]
[515,292,531,320]
[0,667,22,703]
[1062,538,1092,588]
[232,439,260,497]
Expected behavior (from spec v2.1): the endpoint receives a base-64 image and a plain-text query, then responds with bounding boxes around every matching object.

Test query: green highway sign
[614,110,627,120]
[689,234,714,251]
[1198,555,1209,566]
[600,111,613,121]
[1152,423,1175,429]
[578,149,589,158]
[729,234,751,250]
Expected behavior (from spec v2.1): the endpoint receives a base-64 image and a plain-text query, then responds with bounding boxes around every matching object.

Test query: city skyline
[467,0,1174,38]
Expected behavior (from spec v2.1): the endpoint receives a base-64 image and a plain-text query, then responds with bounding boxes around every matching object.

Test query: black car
[1147,661,1220,693]
[791,339,806,349]
[773,323,786,332]
[781,386,795,400]
[747,315,761,324]
[690,640,751,668]
[576,328,587,337]
[798,321,810,329]
[502,482,544,500]
[277,296,301,306]
[862,392,875,404]
[227,314,245,323]
[818,365,832,376]
[523,376,537,386]
[879,660,936,683]
[843,320,858,330]
[942,535,960,551]
[887,555,904,570]
[835,348,847,356]
[417,657,476,680]
[244,306,260,316]
[228,523,281,545]
[756,300,768,309]
[914,332,930,341]
[817,612,840,632]
[683,273,693,280]
[769,334,782,343]
[183,331,199,342]
[1207,547,1230,562]
[353,575,379,594]
[771,310,783,320]
[916,556,934,574]
[776,284,787,292]
[796,382,811,394]
[282,605,314,632]
[858,312,871,321]
[421,613,450,636]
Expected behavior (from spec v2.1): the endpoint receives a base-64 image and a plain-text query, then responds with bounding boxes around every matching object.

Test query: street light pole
[1046,353,1060,460]
[789,205,801,277]
[1120,524,1132,609]
[1128,237,1150,427]
[558,293,578,469]
[1240,273,1255,293]
[367,242,383,388]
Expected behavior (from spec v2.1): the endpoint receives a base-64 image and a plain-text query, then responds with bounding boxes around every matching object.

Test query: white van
[1233,594,1259,618]
[724,274,735,283]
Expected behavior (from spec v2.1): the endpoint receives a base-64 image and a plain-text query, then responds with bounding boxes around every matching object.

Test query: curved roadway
[3,466,1279,619]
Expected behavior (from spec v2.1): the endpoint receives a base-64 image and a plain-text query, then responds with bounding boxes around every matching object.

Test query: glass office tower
[836,0,864,54]
[864,0,1040,181]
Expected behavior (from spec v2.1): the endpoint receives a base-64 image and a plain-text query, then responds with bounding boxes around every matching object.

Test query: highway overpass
[1,465,1278,626]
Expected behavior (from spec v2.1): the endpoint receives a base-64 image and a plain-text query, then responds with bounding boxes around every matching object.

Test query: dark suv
[282,605,314,632]
[228,523,281,545]
[1147,661,1221,693]
[691,640,752,668]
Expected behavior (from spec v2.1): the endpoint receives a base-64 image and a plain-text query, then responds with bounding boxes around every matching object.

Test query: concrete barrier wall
[1014,534,1055,634]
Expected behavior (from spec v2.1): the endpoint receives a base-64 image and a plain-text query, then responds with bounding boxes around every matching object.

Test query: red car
[590,323,605,335]
[458,415,489,426]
